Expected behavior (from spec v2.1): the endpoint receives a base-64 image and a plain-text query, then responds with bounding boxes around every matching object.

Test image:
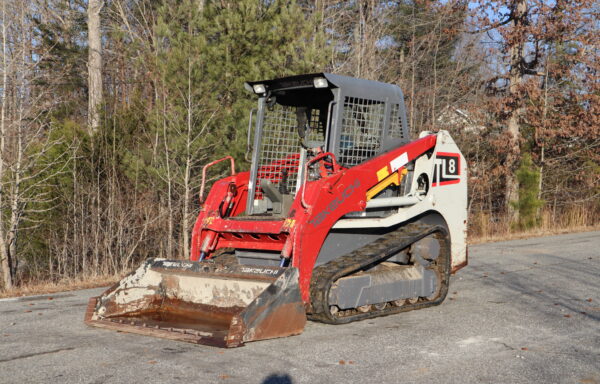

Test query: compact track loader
[85,73,468,347]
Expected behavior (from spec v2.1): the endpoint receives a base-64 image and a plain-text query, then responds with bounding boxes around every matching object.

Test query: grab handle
[200,156,236,204]
[301,152,340,210]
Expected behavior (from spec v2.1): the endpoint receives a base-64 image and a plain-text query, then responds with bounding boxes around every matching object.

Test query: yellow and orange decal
[367,168,408,201]
[376,166,390,181]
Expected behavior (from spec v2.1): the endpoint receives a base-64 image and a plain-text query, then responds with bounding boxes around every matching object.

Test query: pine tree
[151,0,329,257]
[202,0,328,161]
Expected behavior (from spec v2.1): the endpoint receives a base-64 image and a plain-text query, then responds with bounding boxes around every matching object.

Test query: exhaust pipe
[85,259,306,347]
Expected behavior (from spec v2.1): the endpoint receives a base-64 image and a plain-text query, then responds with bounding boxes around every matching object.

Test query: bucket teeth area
[85,259,306,347]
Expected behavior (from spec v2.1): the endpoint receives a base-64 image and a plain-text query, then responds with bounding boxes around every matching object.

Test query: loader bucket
[84,259,306,347]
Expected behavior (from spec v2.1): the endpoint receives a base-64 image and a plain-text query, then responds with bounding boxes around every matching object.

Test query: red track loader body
[86,73,468,347]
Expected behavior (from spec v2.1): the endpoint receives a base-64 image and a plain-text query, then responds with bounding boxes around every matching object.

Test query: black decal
[432,153,460,187]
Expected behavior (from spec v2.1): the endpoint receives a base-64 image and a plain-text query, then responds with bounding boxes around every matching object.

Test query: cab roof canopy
[245,73,405,107]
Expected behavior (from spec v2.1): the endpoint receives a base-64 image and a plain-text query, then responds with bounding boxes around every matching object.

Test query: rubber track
[308,222,451,324]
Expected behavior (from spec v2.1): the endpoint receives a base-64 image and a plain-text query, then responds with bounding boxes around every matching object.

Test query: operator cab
[244,73,410,216]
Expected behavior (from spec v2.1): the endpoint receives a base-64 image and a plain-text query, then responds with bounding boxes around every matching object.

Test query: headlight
[313,77,328,88]
[253,84,266,94]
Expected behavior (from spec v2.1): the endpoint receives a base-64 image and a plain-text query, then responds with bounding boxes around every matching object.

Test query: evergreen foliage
[513,153,544,229]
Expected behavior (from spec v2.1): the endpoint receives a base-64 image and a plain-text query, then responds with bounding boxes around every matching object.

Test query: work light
[313,77,328,88]
[253,84,266,94]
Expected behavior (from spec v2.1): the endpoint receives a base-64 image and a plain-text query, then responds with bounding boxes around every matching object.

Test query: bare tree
[0,0,11,289]
[0,0,72,290]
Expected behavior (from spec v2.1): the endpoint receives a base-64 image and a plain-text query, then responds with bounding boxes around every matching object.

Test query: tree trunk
[197,0,205,14]
[409,2,416,130]
[0,0,12,290]
[354,1,364,77]
[505,112,520,222]
[8,74,24,287]
[162,95,174,258]
[505,0,527,224]
[182,58,193,261]
[538,57,549,211]
[87,0,103,134]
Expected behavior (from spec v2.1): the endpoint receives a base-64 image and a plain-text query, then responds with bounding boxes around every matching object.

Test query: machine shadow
[262,373,293,384]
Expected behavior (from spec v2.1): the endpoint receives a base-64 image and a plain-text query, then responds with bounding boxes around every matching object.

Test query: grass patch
[469,224,600,244]
[469,205,599,243]
[0,274,119,299]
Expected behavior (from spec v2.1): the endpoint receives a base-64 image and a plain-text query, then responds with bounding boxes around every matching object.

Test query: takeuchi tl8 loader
[85,73,468,347]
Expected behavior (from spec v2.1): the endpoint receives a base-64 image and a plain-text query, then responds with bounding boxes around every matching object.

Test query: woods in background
[0,0,598,290]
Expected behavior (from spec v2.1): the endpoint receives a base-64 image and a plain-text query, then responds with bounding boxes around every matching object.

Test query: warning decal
[432,152,460,187]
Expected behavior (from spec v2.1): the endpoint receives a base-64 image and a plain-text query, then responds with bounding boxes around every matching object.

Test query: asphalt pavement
[0,231,599,384]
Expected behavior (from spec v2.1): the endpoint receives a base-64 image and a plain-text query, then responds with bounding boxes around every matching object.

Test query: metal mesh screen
[256,105,324,197]
[307,112,325,142]
[339,97,385,166]
[388,104,406,139]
